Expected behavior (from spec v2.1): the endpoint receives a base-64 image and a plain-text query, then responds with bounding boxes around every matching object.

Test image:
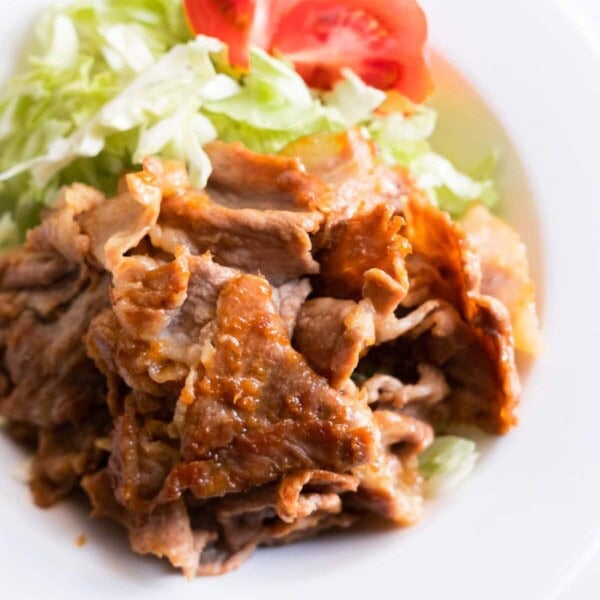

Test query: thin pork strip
[83,469,208,579]
[293,297,375,389]
[214,470,358,558]
[87,253,238,397]
[205,141,333,212]
[145,158,323,285]
[159,192,322,285]
[2,273,109,427]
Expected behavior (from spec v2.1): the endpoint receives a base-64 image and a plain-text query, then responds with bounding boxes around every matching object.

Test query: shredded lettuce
[0,0,496,247]
[203,49,384,154]
[0,2,386,246]
[0,0,191,245]
[419,435,478,497]
[368,107,498,218]
[0,213,18,249]
[0,37,239,190]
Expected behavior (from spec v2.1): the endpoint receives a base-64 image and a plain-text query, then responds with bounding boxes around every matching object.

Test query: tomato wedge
[183,0,432,102]
[270,0,431,102]
[182,0,264,66]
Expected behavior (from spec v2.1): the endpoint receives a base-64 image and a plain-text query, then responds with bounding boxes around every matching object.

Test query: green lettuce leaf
[203,48,384,154]
[419,435,478,497]
[0,0,192,246]
[0,0,497,249]
[0,213,18,249]
[0,1,386,247]
[368,106,498,218]
[1,37,238,188]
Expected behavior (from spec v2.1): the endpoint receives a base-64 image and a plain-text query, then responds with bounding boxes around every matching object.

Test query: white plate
[2,1,600,599]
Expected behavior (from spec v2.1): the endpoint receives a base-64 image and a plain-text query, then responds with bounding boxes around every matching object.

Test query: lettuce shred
[367,106,498,219]
[0,0,496,247]
[419,435,479,497]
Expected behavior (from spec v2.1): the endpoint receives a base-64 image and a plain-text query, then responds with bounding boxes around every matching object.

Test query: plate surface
[1,1,600,599]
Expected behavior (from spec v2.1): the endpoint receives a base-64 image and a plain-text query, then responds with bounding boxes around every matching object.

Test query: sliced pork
[0,133,536,576]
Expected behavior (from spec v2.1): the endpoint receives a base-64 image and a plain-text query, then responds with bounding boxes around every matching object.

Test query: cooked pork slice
[27,183,105,261]
[293,297,375,388]
[143,157,324,285]
[31,414,110,507]
[461,204,541,354]
[0,187,114,504]
[205,141,333,212]
[280,129,415,222]
[0,188,110,428]
[271,279,312,338]
[127,499,207,579]
[109,393,180,513]
[0,249,87,323]
[159,192,322,285]
[0,143,531,578]
[83,469,209,579]
[394,197,520,433]
[316,204,410,309]
[214,470,358,556]
[1,273,109,427]
[87,253,238,397]
[351,409,431,525]
[161,274,376,500]
[0,184,102,324]
[0,250,75,290]
[78,170,162,270]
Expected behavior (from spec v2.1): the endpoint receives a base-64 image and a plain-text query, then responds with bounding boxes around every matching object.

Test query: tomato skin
[270,0,432,102]
[183,0,432,102]
[183,0,260,66]
[392,55,432,105]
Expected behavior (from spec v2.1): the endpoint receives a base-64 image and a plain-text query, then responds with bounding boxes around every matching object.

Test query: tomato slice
[183,0,432,102]
[269,0,432,102]
[183,0,264,67]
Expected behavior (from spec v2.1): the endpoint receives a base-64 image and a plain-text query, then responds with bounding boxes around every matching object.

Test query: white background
[560,2,600,597]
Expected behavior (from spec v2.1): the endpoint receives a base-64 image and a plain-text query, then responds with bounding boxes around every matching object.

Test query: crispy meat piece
[317,204,410,310]
[395,197,520,433]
